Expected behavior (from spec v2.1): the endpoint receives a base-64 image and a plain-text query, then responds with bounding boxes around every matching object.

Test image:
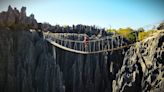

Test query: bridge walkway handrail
[43,33,131,54]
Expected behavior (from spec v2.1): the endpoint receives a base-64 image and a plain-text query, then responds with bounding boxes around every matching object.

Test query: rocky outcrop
[113,30,164,92]
[0,28,65,92]
[0,6,126,92]
[0,6,163,92]
[6,6,15,26]
[0,28,126,92]
[0,29,163,92]
[0,5,38,29]
[157,22,164,30]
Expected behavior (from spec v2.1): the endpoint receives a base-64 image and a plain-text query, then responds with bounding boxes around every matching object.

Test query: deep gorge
[0,6,164,92]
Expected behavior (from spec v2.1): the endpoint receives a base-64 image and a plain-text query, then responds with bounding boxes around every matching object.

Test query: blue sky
[0,0,164,29]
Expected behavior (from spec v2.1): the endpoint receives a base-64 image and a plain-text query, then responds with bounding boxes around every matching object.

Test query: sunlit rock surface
[113,30,164,92]
[0,6,163,92]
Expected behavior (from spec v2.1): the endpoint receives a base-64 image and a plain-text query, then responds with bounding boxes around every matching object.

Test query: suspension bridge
[43,32,134,54]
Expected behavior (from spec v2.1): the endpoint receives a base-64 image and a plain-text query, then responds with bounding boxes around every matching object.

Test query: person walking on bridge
[83,35,89,48]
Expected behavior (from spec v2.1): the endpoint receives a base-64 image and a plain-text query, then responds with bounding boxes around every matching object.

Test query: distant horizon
[0,0,164,30]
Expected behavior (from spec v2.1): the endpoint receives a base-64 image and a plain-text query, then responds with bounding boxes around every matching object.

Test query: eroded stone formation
[0,5,38,29]
[0,6,163,92]
[113,31,164,92]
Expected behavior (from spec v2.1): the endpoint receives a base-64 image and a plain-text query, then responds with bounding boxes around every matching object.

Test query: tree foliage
[106,26,160,42]
[106,29,117,33]
[138,32,149,41]
[138,30,156,41]
[117,28,137,43]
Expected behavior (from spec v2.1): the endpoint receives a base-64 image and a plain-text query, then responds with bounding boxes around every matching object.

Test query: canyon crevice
[0,6,163,92]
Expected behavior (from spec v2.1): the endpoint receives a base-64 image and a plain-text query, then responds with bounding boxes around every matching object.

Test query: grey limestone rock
[113,30,164,92]
[0,6,163,92]
[0,6,38,29]
[6,5,15,26]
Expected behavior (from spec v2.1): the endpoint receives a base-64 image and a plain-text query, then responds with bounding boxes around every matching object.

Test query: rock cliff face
[0,28,64,92]
[0,29,163,92]
[0,6,123,92]
[0,6,164,92]
[113,31,164,92]
[0,28,125,92]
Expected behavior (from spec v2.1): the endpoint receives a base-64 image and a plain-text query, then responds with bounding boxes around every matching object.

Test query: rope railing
[43,33,131,54]
[45,33,121,43]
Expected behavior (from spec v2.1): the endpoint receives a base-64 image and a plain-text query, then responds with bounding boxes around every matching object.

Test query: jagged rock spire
[5,5,39,29]
[21,6,26,16]
[0,5,38,29]
[7,5,15,26]
[30,13,34,19]
[8,5,13,12]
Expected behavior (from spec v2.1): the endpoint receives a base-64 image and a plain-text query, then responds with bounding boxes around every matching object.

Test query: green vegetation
[107,29,117,33]
[106,27,157,43]
[138,30,156,41]
[107,27,137,43]
[117,28,137,42]
[138,31,149,41]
